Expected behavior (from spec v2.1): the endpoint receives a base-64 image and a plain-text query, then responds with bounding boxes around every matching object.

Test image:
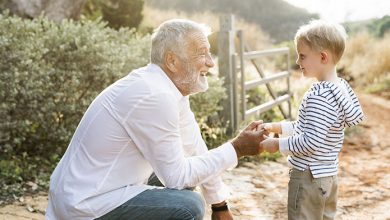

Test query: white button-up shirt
[46,64,238,220]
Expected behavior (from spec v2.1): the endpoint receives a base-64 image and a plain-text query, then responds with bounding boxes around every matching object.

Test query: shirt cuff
[217,142,238,170]
[280,122,294,137]
[201,182,231,204]
[279,137,291,156]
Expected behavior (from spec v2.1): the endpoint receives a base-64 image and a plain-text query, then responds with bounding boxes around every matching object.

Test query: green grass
[365,78,390,98]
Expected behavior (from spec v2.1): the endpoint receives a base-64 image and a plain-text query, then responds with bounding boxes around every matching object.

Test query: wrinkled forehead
[184,30,210,52]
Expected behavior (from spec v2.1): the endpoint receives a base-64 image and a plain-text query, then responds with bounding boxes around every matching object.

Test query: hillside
[343,15,390,37]
[145,0,319,42]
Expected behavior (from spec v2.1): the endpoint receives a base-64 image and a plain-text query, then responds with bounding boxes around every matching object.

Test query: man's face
[173,31,215,96]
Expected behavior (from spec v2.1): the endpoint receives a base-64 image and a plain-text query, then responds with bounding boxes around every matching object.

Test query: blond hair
[294,20,347,63]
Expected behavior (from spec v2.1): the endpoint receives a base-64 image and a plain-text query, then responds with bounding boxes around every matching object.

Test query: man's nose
[206,53,215,68]
[295,58,299,65]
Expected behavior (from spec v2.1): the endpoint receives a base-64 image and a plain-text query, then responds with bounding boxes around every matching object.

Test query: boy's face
[295,40,323,79]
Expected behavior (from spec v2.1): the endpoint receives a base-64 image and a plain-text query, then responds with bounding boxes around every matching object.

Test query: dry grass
[340,32,390,86]
[140,6,271,52]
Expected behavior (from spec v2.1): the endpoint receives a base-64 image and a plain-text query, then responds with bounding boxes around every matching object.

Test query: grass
[140,5,272,52]
[365,77,390,99]
[339,32,390,91]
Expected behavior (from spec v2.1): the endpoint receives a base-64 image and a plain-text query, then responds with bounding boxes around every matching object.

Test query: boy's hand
[261,122,282,134]
[260,136,279,153]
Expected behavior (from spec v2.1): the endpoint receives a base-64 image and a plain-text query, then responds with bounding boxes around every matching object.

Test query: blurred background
[0,0,389,219]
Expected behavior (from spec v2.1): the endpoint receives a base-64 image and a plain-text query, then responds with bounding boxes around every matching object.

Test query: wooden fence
[218,15,292,134]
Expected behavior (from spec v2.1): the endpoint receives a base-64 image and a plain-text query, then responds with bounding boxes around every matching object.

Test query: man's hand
[231,120,266,159]
[260,137,279,153]
[211,210,234,220]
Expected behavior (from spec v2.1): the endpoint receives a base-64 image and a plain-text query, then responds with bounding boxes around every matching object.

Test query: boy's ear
[320,51,329,64]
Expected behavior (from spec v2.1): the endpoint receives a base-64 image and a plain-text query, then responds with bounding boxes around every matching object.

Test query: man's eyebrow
[196,46,209,53]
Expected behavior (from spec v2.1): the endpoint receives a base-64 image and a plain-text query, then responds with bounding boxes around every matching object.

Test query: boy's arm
[280,121,295,136]
[263,121,295,136]
[260,137,279,153]
[259,121,296,154]
[278,94,338,156]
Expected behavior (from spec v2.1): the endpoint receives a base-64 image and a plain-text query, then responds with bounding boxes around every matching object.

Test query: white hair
[151,19,211,65]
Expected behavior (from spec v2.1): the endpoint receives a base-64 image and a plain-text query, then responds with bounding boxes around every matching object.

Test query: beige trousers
[288,168,338,220]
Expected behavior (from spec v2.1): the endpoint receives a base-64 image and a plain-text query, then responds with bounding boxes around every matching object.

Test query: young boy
[259,20,364,220]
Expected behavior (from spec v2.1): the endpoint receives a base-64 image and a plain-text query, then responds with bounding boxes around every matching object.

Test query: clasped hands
[231,121,280,159]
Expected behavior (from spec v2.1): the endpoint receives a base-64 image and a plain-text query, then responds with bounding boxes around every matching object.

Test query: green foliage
[83,0,144,30]
[275,41,299,70]
[190,76,229,148]
[344,15,390,38]
[0,12,150,196]
[246,86,285,123]
[344,125,363,137]
[364,77,390,99]
[0,12,230,199]
[375,15,390,38]
[0,0,5,12]
[102,0,144,30]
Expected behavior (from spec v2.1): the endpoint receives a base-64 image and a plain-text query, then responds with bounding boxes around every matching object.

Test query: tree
[376,15,390,38]
[83,0,144,30]
[2,0,87,22]
[102,0,143,30]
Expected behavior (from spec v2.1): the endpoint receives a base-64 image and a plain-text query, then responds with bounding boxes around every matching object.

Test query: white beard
[196,75,209,93]
[176,63,209,95]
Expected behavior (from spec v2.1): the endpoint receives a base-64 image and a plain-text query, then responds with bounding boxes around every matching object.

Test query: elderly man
[46,19,265,220]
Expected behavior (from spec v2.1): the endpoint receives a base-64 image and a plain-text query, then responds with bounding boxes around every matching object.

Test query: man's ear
[320,51,329,64]
[165,51,178,73]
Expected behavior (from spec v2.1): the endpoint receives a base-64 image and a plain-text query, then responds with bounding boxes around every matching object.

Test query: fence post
[218,15,236,135]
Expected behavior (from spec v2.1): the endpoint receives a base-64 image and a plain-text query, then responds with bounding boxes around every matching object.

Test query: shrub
[83,0,145,30]
[190,76,228,149]
[0,12,150,197]
[0,12,229,198]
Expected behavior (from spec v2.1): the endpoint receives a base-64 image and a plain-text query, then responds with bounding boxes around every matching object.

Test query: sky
[283,0,390,23]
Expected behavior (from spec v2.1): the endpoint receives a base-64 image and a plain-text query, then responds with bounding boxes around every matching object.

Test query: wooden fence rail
[218,15,292,134]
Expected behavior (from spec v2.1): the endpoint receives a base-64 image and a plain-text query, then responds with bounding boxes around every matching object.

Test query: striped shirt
[279,78,364,178]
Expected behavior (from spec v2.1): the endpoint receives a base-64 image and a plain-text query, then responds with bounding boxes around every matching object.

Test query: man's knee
[179,190,205,220]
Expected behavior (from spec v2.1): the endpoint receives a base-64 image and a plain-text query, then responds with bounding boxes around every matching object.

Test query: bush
[0,12,150,197]
[375,15,390,38]
[0,12,229,198]
[339,31,390,88]
[83,0,144,30]
[190,76,228,149]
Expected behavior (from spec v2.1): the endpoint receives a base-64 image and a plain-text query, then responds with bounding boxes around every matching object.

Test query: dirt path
[1,92,389,220]
[219,92,390,220]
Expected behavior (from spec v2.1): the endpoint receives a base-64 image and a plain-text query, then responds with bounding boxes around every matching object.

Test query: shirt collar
[147,63,185,102]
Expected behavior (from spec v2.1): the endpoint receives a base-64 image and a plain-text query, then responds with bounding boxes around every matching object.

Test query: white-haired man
[46,19,266,220]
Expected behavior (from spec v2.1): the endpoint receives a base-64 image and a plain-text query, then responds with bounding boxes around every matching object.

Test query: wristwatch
[211,202,229,212]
